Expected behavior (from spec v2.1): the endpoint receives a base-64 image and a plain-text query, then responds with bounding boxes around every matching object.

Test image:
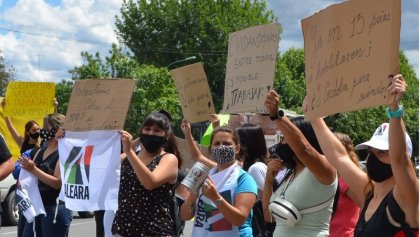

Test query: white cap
[355,123,412,157]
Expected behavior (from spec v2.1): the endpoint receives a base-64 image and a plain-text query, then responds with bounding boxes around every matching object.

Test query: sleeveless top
[271,168,337,237]
[355,191,419,237]
[112,154,175,236]
[33,147,60,207]
[20,140,36,154]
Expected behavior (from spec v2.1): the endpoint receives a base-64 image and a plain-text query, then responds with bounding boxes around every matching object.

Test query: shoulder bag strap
[300,195,335,214]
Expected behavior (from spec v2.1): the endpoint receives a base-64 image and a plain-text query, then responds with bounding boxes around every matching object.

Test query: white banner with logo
[17,169,46,223]
[58,130,121,211]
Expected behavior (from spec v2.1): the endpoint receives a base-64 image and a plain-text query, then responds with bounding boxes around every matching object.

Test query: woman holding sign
[309,74,418,237]
[263,90,337,237]
[112,112,182,236]
[19,113,73,237]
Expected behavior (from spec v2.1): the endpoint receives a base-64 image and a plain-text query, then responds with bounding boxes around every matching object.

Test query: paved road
[1,215,194,236]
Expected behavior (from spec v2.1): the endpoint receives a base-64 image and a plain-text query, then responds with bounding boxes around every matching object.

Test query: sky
[0,0,418,82]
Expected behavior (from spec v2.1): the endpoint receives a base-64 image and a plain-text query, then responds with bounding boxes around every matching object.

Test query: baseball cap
[355,123,413,156]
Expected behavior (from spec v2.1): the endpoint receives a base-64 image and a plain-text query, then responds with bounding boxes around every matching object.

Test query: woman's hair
[290,116,323,155]
[24,120,39,142]
[333,132,360,167]
[208,126,238,151]
[140,112,182,168]
[45,113,65,129]
[235,123,268,171]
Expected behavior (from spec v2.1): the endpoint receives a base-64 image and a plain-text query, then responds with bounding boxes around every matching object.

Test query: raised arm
[310,118,367,207]
[120,130,178,190]
[5,117,24,148]
[264,90,336,185]
[387,74,418,227]
[262,159,284,222]
[181,119,216,169]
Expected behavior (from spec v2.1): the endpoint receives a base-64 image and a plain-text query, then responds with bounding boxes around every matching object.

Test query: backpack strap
[300,194,335,214]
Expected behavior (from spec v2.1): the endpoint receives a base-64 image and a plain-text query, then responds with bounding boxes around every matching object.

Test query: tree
[55,79,74,115]
[0,51,15,96]
[115,0,278,111]
[64,45,182,135]
[274,49,419,159]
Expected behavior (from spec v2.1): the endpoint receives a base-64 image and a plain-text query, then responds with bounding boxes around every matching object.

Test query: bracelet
[386,105,403,118]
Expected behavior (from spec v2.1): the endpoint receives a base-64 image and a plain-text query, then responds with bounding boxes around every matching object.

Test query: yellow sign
[4,82,55,117]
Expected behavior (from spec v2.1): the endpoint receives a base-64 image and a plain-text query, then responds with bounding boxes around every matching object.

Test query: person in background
[310,74,418,237]
[329,132,361,237]
[0,133,13,228]
[19,113,73,237]
[180,120,257,236]
[112,112,181,236]
[263,90,337,237]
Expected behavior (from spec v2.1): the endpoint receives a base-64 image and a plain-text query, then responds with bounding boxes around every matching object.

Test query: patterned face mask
[40,128,56,142]
[211,145,235,166]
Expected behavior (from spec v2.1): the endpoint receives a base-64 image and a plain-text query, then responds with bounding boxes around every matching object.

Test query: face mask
[274,143,296,169]
[140,133,167,154]
[40,128,56,142]
[366,152,393,182]
[29,132,40,140]
[211,145,235,166]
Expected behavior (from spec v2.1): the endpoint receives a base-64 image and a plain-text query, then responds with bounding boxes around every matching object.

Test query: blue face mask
[211,145,235,166]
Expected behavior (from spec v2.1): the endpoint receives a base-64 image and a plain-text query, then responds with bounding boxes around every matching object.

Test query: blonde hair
[45,113,65,129]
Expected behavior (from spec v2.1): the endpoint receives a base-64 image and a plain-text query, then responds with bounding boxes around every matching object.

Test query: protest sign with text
[222,23,280,114]
[64,79,136,131]
[170,63,215,123]
[302,0,401,120]
[4,82,55,117]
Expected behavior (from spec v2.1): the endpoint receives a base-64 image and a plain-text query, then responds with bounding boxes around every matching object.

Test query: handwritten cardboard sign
[4,82,55,117]
[222,23,280,114]
[170,63,215,123]
[301,0,401,120]
[64,79,136,131]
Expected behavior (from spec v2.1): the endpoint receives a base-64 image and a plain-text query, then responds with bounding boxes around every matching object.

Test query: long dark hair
[140,112,182,168]
[24,120,39,143]
[235,123,268,171]
[290,116,323,155]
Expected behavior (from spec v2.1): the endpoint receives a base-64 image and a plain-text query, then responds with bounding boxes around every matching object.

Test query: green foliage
[274,48,305,111]
[0,51,15,96]
[55,79,74,115]
[125,65,182,135]
[274,49,419,159]
[115,0,278,111]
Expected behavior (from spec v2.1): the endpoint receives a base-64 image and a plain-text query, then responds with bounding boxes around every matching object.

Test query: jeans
[22,203,73,237]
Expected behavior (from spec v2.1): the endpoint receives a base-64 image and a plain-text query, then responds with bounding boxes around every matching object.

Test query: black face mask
[29,132,40,140]
[366,152,393,182]
[140,133,167,154]
[274,143,296,169]
[40,128,56,142]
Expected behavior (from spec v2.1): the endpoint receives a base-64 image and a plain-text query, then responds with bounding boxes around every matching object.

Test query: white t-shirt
[248,162,267,192]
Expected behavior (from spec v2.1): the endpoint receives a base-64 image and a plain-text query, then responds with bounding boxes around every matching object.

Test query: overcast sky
[0,0,418,82]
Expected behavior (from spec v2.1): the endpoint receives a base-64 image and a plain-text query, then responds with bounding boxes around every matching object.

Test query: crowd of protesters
[0,74,417,237]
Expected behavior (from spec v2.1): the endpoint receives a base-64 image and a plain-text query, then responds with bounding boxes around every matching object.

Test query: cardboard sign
[222,23,280,114]
[302,0,401,120]
[170,63,215,123]
[64,79,136,131]
[4,82,55,117]
[175,137,210,172]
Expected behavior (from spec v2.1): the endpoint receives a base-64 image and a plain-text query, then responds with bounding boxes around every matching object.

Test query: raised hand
[387,74,407,108]
[264,90,280,117]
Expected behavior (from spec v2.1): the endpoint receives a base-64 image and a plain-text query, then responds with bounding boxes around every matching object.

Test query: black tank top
[20,140,37,154]
[112,154,176,236]
[34,147,60,207]
[354,191,418,237]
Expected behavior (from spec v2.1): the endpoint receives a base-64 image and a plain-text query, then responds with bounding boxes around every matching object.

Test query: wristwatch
[214,197,223,207]
[270,109,285,121]
[386,105,403,118]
